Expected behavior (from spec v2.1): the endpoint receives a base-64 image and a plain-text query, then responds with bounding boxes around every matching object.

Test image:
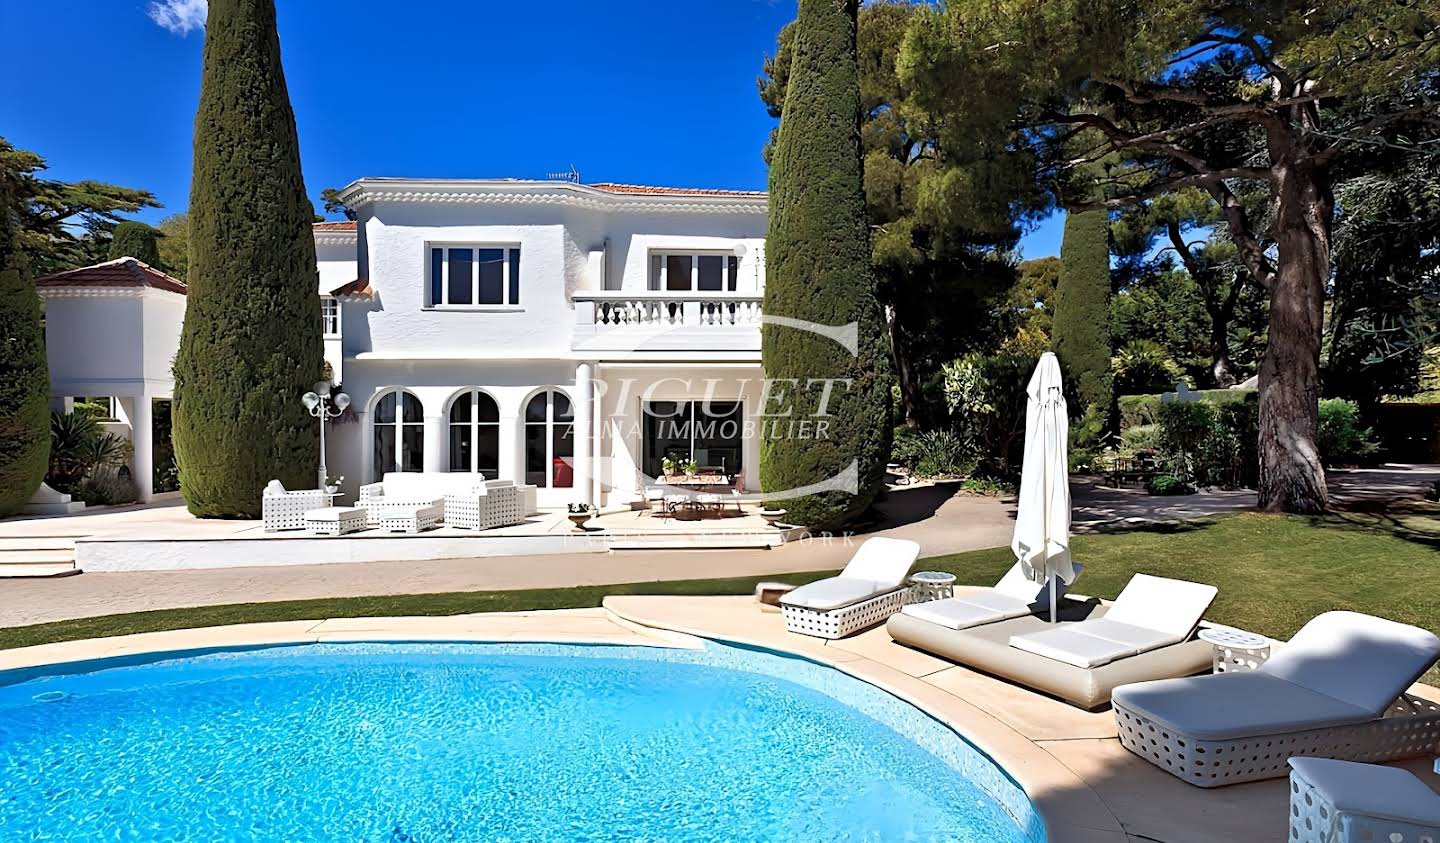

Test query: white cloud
[148,0,207,36]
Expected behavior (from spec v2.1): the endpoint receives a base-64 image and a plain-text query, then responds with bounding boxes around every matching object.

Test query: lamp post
[302,381,350,491]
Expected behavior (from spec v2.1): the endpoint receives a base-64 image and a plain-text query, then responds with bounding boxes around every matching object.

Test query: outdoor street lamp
[302,381,350,491]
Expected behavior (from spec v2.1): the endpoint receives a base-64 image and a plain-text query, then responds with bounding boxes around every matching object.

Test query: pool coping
[0,606,1112,842]
[600,595,1129,843]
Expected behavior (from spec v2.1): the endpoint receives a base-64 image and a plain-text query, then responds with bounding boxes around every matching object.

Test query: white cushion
[1289,757,1440,826]
[901,597,1018,630]
[838,537,920,589]
[782,577,892,611]
[1073,618,1180,651]
[953,590,1034,616]
[1260,610,1440,716]
[993,561,1084,604]
[1010,627,1138,668]
[380,471,484,499]
[1114,672,1374,740]
[1102,574,1217,639]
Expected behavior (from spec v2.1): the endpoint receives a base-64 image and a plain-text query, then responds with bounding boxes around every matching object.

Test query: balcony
[572,292,763,357]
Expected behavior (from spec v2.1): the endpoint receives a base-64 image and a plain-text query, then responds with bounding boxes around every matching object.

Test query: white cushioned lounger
[1113,611,1440,787]
[1008,574,1218,668]
[780,537,920,639]
[900,561,1083,631]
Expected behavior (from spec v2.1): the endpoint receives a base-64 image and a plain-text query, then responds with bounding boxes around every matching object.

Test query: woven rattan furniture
[262,481,329,532]
[1199,627,1272,673]
[908,571,957,603]
[373,502,442,534]
[1113,611,1440,787]
[444,480,525,531]
[304,506,368,536]
[1287,757,1440,843]
[780,537,920,639]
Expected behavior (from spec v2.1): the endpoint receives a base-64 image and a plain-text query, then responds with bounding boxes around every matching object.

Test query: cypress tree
[761,0,890,530]
[1050,208,1113,414]
[172,0,322,517]
[108,221,163,267]
[0,163,51,517]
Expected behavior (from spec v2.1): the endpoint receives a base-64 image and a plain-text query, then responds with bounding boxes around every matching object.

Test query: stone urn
[759,508,787,527]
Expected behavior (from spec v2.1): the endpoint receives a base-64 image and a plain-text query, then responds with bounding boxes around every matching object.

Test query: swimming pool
[0,641,1043,842]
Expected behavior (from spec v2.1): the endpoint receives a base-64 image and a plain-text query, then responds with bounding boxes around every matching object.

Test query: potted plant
[566,502,594,531]
[682,458,699,476]
[661,456,678,477]
[324,475,344,495]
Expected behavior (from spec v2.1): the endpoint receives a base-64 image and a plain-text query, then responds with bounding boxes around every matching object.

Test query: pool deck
[2,601,1436,843]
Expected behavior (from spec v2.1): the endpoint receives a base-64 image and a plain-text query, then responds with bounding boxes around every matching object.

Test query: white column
[573,362,594,507]
[500,412,522,484]
[423,415,445,473]
[131,396,155,502]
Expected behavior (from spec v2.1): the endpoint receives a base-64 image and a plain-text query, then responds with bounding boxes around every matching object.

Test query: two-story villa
[40,179,770,511]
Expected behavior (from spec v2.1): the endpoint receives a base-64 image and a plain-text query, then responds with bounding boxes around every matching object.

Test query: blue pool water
[0,642,1041,842]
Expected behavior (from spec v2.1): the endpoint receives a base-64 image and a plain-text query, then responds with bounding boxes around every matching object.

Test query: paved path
[0,483,1015,627]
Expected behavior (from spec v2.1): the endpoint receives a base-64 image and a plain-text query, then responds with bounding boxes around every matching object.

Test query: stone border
[601,596,1130,842]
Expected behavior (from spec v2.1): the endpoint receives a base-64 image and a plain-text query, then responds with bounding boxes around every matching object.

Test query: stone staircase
[0,537,80,578]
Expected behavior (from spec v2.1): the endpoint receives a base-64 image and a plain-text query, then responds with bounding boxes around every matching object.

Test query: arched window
[448,389,500,479]
[373,389,423,478]
[524,390,573,488]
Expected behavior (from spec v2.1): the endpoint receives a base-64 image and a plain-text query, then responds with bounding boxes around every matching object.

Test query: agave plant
[47,411,130,493]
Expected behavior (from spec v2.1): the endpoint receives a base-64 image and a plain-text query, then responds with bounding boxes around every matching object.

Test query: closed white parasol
[1011,352,1077,622]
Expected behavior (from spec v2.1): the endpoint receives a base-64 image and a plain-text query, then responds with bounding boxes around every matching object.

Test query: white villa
[38,179,770,510]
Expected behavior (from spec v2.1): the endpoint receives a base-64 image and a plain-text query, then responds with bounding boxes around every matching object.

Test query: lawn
[3,513,1437,680]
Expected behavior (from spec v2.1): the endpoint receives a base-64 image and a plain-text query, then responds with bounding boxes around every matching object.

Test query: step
[0,536,79,551]
[0,560,78,578]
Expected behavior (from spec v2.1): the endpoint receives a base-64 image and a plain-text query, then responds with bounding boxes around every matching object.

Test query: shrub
[1050,207,1112,417]
[1146,474,1191,495]
[1112,339,1183,396]
[912,430,975,478]
[107,221,162,266]
[1120,424,1161,454]
[758,0,889,530]
[961,476,1016,496]
[943,351,1037,480]
[1156,401,1216,485]
[0,267,50,516]
[890,425,923,467]
[1118,393,1162,429]
[173,0,325,517]
[47,411,130,494]
[1316,398,1380,466]
[74,465,139,506]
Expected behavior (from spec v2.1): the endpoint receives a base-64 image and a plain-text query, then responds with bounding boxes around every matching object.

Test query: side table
[1198,627,1271,673]
[909,571,957,604]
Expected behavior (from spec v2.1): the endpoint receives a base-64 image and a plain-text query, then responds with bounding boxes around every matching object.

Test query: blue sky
[0,0,1062,258]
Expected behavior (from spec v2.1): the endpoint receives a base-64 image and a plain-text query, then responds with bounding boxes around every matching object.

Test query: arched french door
[524,390,573,488]
[372,389,423,479]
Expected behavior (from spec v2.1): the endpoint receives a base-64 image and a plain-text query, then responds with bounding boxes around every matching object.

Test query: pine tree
[1050,208,1113,415]
[760,0,891,530]
[172,0,322,517]
[108,221,163,267]
[0,155,50,516]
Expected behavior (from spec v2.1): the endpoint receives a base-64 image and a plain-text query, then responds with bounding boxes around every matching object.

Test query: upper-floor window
[648,252,739,292]
[321,296,340,337]
[428,245,521,307]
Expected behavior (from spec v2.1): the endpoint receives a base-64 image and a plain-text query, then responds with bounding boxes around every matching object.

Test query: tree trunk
[886,304,925,428]
[1257,162,1331,513]
[1208,306,1237,388]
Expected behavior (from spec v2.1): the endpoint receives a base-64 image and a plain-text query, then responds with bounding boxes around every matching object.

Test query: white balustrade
[574,293,763,331]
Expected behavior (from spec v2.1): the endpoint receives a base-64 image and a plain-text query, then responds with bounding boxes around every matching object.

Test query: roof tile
[34,258,187,295]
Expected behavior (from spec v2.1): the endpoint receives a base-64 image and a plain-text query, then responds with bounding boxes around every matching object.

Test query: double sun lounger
[889,569,1218,709]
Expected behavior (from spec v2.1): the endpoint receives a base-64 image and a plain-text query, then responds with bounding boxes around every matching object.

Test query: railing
[574,292,763,330]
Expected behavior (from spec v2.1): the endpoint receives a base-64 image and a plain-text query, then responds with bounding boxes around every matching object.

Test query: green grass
[4,513,1438,679]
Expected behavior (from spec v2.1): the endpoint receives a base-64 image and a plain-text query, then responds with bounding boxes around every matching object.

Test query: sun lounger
[780,537,920,639]
[1113,611,1440,787]
[899,561,1083,631]
[1008,574,1217,668]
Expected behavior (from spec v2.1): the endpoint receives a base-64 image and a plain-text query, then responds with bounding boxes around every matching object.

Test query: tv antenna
[545,164,582,183]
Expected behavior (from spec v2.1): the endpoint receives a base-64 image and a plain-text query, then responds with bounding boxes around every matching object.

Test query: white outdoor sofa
[899,561,1083,631]
[359,472,533,530]
[1113,611,1440,787]
[1287,757,1440,843]
[261,480,328,532]
[780,537,921,639]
